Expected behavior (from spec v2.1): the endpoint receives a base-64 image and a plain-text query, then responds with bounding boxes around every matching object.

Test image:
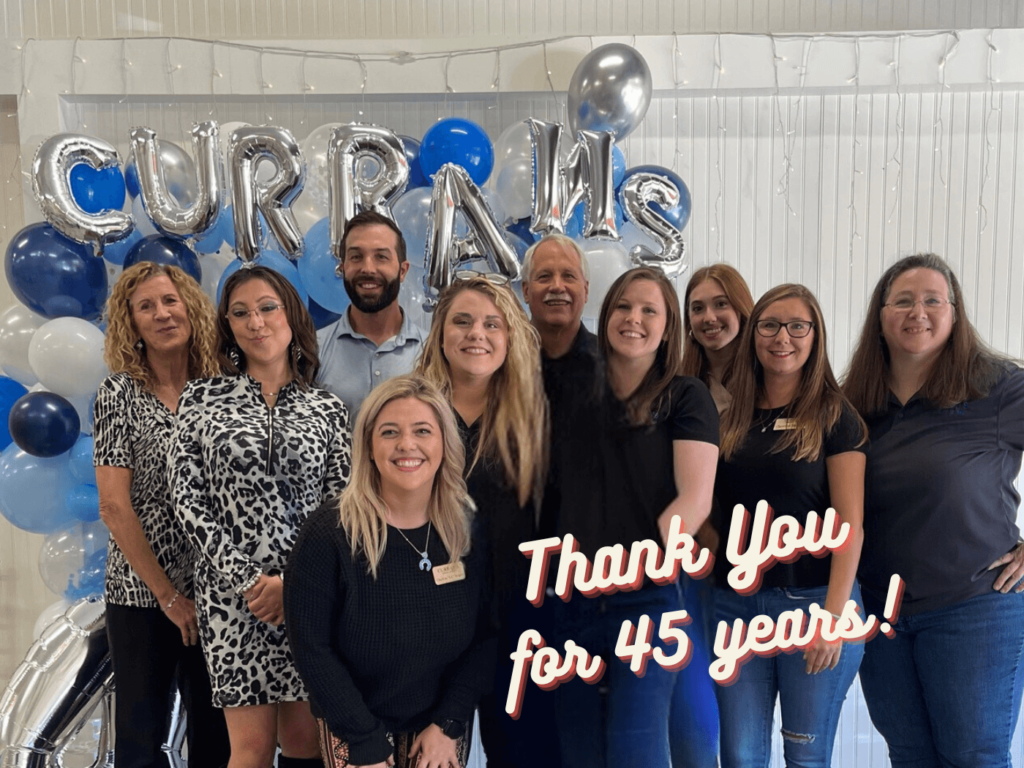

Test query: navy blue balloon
[124,235,202,284]
[506,217,538,246]
[69,163,127,214]
[420,118,495,186]
[400,136,430,188]
[5,223,108,320]
[308,297,342,331]
[124,158,141,198]
[8,392,81,458]
[0,376,29,451]
[619,165,692,231]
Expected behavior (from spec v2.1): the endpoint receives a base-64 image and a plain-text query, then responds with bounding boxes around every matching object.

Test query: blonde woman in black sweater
[285,375,491,768]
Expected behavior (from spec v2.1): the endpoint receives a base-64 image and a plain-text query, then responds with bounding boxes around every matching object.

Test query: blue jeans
[670,575,720,768]
[714,583,865,768]
[551,582,683,768]
[858,589,1024,768]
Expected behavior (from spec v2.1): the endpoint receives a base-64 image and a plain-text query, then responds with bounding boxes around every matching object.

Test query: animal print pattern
[170,375,351,707]
[93,373,196,608]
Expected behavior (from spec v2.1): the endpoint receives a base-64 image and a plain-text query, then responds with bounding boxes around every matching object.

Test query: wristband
[237,571,263,596]
[162,591,180,612]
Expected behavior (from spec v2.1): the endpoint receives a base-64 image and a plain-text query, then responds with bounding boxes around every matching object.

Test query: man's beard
[344,274,402,313]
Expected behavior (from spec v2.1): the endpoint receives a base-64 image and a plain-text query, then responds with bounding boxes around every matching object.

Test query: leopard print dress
[170,375,351,707]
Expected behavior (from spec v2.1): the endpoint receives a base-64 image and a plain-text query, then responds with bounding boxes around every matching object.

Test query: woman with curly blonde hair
[415,275,550,766]
[285,375,488,768]
[95,262,228,768]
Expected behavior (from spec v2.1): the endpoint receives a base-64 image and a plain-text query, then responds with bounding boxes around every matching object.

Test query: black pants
[106,603,230,768]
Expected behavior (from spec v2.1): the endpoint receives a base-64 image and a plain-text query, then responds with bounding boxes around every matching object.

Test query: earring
[687,330,693,338]
[228,346,240,367]
[135,339,145,351]
[292,343,303,364]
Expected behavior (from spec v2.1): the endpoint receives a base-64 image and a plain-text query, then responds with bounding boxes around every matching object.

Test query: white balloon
[490,121,534,190]
[301,123,344,213]
[292,193,328,236]
[581,239,632,322]
[29,318,109,399]
[33,598,72,639]
[0,304,47,386]
[496,158,534,221]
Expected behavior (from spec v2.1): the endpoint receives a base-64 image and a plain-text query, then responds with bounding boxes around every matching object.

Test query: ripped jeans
[713,583,865,768]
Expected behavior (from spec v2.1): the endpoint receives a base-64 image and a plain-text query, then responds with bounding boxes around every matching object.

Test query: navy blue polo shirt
[858,366,1024,616]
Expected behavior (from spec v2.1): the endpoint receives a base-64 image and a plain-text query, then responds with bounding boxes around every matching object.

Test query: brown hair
[843,253,1008,415]
[720,283,866,461]
[341,210,407,264]
[216,265,320,386]
[681,264,755,386]
[104,262,219,388]
[416,277,548,508]
[598,267,684,426]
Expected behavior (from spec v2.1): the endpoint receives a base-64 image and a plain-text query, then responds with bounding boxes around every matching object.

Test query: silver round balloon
[131,121,223,240]
[31,134,134,254]
[229,126,306,263]
[327,123,409,261]
[619,172,687,278]
[424,163,519,308]
[567,43,652,141]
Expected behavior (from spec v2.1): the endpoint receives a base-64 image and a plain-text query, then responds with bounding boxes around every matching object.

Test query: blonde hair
[720,283,865,462]
[337,375,473,578]
[416,277,548,508]
[104,262,219,388]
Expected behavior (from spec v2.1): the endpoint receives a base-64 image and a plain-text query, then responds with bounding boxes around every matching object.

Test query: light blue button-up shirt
[316,308,428,419]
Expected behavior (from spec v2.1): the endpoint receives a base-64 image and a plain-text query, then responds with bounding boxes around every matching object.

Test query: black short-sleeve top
[858,366,1024,615]
[93,372,195,607]
[557,376,720,558]
[712,403,865,590]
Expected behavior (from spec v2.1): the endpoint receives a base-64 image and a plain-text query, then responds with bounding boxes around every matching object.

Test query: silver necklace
[394,522,432,571]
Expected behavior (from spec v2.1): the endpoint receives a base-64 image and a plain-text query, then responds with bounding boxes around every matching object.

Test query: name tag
[433,561,466,585]
[774,418,798,431]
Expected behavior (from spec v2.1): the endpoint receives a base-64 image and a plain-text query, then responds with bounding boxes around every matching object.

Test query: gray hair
[521,233,590,283]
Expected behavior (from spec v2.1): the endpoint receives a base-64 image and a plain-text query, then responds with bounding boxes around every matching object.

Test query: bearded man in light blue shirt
[316,211,427,417]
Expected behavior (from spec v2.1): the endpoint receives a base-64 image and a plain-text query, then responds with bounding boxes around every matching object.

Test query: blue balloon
[124,235,202,284]
[194,204,241,255]
[217,251,308,306]
[124,158,141,198]
[400,136,430,188]
[619,165,692,231]
[612,145,627,189]
[296,218,351,314]
[0,377,29,451]
[69,435,95,483]
[9,392,81,458]
[0,443,77,534]
[308,298,342,331]
[506,217,539,246]
[420,118,495,186]
[69,163,127,214]
[66,483,100,523]
[103,228,144,266]
[4,223,108,320]
[566,200,626,238]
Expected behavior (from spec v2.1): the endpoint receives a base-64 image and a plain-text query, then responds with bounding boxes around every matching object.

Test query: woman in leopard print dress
[170,266,352,768]
[95,262,229,768]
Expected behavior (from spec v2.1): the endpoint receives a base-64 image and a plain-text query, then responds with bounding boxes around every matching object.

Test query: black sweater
[284,502,493,765]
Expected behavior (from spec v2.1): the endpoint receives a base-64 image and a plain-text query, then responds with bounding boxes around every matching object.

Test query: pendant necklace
[394,522,433,572]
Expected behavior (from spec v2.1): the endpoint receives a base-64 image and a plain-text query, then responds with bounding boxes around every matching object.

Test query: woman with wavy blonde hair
[95,262,228,768]
[285,375,487,768]
[415,275,549,766]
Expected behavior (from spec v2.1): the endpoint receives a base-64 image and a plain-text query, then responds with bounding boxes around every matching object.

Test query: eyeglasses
[755,320,815,338]
[227,303,284,322]
[883,297,953,311]
[454,270,511,286]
